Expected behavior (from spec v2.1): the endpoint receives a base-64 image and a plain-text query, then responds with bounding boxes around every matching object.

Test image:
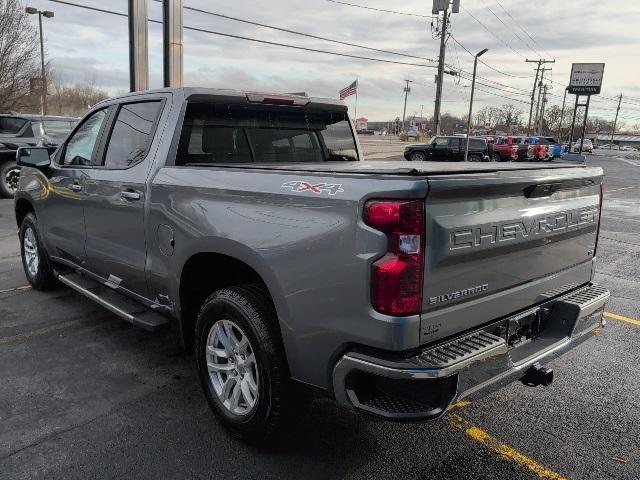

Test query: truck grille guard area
[332,283,610,420]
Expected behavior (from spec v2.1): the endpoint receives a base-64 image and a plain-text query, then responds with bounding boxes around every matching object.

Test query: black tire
[195,284,306,441]
[19,213,58,290]
[0,161,20,198]
[491,153,502,162]
[467,153,482,162]
[409,151,426,162]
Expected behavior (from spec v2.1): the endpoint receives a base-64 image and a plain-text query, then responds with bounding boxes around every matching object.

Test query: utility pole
[526,59,554,133]
[537,84,548,135]
[465,48,488,161]
[556,86,568,140]
[609,94,622,149]
[533,68,551,133]
[433,5,448,136]
[432,0,459,135]
[401,80,412,132]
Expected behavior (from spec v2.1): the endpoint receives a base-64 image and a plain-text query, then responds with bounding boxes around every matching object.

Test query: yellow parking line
[447,400,472,411]
[0,285,31,294]
[448,413,567,480]
[0,319,84,346]
[604,311,640,326]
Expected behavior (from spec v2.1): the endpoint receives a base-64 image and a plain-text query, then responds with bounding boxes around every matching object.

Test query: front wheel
[467,154,482,162]
[491,153,501,162]
[19,213,58,290]
[409,151,426,162]
[195,285,307,441]
[0,161,20,198]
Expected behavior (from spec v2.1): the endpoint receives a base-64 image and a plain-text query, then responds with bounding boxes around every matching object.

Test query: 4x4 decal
[281,180,344,196]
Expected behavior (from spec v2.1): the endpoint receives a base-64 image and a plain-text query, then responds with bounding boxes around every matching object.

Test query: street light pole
[465,48,488,162]
[556,86,568,140]
[26,7,54,115]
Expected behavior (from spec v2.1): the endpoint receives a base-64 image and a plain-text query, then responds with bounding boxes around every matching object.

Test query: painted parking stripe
[0,319,84,346]
[448,413,568,480]
[0,285,31,294]
[604,311,640,326]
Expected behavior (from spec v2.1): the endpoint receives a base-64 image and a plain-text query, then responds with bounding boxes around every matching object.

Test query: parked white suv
[572,139,593,153]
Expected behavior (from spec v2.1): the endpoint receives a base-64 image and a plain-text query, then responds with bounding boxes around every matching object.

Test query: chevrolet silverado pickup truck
[14,88,609,440]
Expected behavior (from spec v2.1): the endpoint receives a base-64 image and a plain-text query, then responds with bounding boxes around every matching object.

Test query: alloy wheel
[23,227,40,277]
[205,319,259,416]
[5,167,20,195]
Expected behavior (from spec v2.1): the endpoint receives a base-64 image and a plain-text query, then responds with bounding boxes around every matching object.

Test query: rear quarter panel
[146,167,429,388]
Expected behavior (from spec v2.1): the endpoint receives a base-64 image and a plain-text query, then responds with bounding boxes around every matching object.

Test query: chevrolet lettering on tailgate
[449,206,599,251]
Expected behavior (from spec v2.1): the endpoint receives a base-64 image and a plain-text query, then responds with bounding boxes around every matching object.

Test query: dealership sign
[568,63,605,94]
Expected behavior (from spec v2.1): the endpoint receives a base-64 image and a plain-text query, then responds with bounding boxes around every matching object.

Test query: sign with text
[568,63,605,94]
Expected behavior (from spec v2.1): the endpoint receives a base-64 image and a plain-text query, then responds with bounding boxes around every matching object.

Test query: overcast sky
[23,0,640,125]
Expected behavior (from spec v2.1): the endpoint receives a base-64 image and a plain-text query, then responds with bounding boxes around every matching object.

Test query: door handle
[70,183,83,192]
[121,190,141,201]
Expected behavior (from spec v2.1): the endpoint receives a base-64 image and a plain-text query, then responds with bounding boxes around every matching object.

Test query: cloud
[23,0,640,120]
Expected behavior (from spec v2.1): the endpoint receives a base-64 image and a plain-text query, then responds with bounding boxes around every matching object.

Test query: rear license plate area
[504,307,551,350]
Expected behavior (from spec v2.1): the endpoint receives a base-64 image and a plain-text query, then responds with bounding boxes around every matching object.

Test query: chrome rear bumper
[332,283,609,420]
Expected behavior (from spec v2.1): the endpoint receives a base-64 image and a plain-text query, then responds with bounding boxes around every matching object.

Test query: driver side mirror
[16,147,51,168]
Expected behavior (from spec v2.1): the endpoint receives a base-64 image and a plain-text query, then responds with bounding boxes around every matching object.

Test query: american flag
[339,79,358,100]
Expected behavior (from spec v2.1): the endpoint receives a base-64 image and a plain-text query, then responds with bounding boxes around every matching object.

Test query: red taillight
[594,184,604,256]
[364,200,424,316]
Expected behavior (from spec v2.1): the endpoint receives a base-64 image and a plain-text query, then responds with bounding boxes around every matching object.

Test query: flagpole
[354,77,358,119]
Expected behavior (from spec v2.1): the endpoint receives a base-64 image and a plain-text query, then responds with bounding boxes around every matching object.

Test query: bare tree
[498,103,523,131]
[46,72,109,116]
[0,0,40,112]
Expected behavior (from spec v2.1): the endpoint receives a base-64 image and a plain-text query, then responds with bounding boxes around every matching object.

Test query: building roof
[594,133,640,142]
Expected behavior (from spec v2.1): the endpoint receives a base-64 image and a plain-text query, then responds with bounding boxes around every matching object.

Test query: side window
[43,120,74,143]
[62,109,107,166]
[102,101,162,168]
[433,137,450,148]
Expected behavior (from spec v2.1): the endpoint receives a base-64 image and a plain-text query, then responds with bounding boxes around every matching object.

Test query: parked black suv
[0,114,77,197]
[403,135,491,162]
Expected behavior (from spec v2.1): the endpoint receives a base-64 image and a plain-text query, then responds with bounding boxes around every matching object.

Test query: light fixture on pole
[25,7,54,115]
[464,48,488,162]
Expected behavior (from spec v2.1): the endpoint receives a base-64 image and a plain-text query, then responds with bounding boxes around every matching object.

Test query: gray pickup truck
[14,88,609,440]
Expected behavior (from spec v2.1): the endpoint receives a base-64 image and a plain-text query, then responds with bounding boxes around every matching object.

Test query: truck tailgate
[420,166,602,344]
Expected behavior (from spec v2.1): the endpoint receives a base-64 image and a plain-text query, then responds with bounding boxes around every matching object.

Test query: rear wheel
[0,161,20,198]
[19,213,57,290]
[409,151,426,162]
[467,154,482,162]
[491,153,502,162]
[195,285,307,441]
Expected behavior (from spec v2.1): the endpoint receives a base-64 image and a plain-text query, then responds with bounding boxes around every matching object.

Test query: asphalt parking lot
[1,151,639,480]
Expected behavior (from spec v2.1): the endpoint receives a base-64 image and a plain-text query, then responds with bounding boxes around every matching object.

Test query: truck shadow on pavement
[0,289,390,480]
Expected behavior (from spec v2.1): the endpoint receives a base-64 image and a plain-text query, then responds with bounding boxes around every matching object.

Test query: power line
[323,0,537,81]
[325,0,430,18]
[156,1,438,65]
[494,0,553,60]
[48,0,438,69]
[479,0,543,58]
[459,5,526,59]
[471,85,530,105]
[448,34,533,79]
